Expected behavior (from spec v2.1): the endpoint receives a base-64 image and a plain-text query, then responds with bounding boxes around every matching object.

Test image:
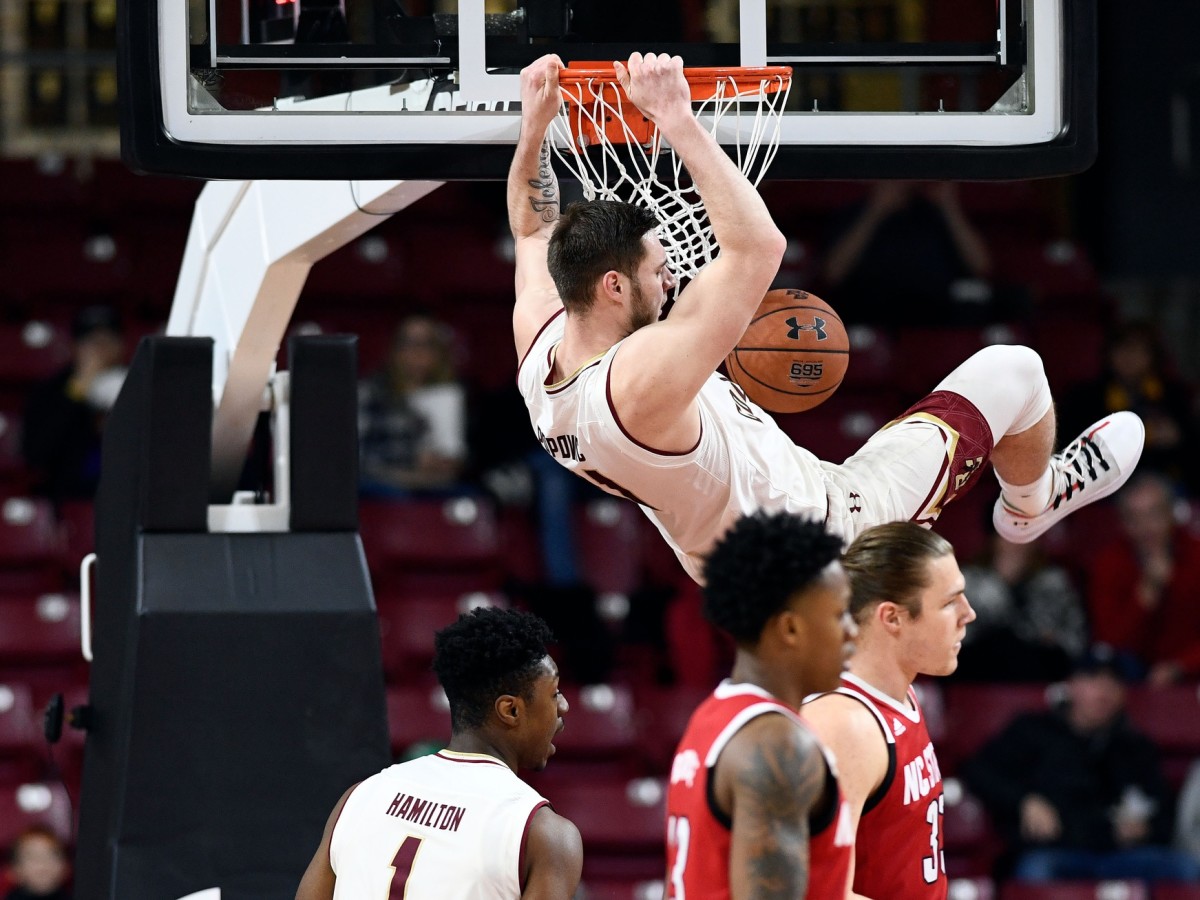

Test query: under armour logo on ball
[786,316,827,341]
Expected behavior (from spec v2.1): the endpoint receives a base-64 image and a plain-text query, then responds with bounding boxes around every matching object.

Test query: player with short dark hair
[804,522,974,900]
[666,511,858,898]
[510,52,1145,583]
[295,607,582,900]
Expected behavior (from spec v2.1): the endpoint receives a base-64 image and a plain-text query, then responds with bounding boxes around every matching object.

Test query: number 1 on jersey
[389,836,423,899]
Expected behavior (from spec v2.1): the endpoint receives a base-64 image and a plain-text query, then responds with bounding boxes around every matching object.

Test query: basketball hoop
[549,64,792,282]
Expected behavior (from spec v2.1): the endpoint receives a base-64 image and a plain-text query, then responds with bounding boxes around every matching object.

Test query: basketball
[725,289,850,414]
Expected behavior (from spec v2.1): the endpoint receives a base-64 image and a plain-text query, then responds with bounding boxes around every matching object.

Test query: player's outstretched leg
[933,345,1145,544]
[993,410,1145,543]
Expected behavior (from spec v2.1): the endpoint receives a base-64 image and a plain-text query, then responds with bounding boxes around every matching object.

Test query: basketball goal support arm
[167,178,442,502]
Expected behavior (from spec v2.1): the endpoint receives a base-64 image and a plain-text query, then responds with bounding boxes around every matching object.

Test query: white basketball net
[548,70,791,283]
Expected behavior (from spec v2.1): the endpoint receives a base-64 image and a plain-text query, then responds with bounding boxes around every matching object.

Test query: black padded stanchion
[74,336,389,900]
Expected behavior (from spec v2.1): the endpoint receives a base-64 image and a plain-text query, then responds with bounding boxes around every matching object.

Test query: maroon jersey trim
[518,800,552,892]
[434,750,508,768]
[517,308,566,379]
[604,349,703,457]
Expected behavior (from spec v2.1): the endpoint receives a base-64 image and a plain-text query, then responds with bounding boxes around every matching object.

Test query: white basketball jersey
[330,750,548,900]
[518,311,834,582]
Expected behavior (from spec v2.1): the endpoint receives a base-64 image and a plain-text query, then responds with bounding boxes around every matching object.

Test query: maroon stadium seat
[633,682,715,774]
[548,776,666,853]
[0,781,73,848]
[0,683,40,759]
[0,593,80,664]
[577,878,667,900]
[385,683,451,756]
[1000,881,1148,900]
[1152,885,1200,900]
[574,499,643,597]
[0,321,71,386]
[552,684,639,762]
[376,591,507,680]
[938,683,1052,774]
[359,496,503,592]
[948,877,998,900]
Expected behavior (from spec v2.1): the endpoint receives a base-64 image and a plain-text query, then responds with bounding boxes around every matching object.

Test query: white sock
[996,468,1054,516]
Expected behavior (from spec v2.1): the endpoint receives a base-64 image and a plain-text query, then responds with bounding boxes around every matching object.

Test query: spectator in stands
[5,826,70,900]
[1089,473,1200,686]
[820,180,997,327]
[956,531,1086,682]
[21,304,127,506]
[358,313,467,494]
[962,645,1199,883]
[1062,319,1200,493]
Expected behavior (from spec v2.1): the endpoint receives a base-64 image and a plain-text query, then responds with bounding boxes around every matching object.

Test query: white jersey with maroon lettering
[517,310,836,582]
[330,750,548,900]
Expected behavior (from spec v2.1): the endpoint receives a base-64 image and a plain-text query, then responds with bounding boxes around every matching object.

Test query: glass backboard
[120,0,1096,180]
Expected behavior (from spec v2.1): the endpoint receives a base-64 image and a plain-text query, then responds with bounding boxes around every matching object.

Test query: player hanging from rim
[295,607,582,900]
[510,52,1145,582]
[666,510,858,899]
[803,523,975,900]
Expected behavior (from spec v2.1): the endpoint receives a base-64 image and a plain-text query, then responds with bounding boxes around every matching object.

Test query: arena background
[1,2,1200,899]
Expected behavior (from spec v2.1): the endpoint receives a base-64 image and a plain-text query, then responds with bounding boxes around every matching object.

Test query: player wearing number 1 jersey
[295,608,582,900]
[666,512,858,899]
[804,523,975,900]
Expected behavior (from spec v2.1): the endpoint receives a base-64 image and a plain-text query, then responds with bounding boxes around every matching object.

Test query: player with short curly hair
[296,608,581,900]
[666,511,858,898]
[433,606,557,732]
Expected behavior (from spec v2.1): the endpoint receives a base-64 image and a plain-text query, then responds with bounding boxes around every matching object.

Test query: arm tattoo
[527,142,559,223]
[735,727,825,899]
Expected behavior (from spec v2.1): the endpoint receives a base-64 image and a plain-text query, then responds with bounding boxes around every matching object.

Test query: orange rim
[558,64,791,146]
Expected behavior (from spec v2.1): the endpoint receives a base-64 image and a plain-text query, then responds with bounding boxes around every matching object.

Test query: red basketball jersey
[665,680,853,899]
[834,672,947,900]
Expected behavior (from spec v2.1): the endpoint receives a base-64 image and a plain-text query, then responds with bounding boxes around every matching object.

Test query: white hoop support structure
[549,66,792,282]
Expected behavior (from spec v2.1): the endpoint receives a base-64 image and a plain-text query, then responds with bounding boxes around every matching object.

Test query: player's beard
[628,280,658,332]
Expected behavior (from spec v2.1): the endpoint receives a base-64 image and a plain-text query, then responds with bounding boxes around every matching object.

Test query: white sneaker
[993,411,1145,543]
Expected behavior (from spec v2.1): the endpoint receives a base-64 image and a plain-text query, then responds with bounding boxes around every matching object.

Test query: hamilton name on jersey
[901,741,942,806]
[385,791,468,832]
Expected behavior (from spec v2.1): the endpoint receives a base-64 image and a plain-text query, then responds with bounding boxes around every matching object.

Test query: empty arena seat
[553,684,639,761]
[841,324,898,390]
[360,496,503,591]
[574,498,643,597]
[633,682,716,774]
[385,683,451,756]
[1125,684,1200,755]
[549,776,666,853]
[376,590,507,679]
[949,877,998,900]
[0,781,73,848]
[938,683,1053,774]
[0,321,72,386]
[578,878,667,900]
[999,881,1149,900]
[932,480,997,568]
[0,411,29,490]
[0,497,64,568]
[59,500,95,570]
[775,391,903,465]
[943,780,1002,878]
[0,593,81,664]
[0,683,40,759]
[1152,884,1200,900]
[1033,313,1106,392]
